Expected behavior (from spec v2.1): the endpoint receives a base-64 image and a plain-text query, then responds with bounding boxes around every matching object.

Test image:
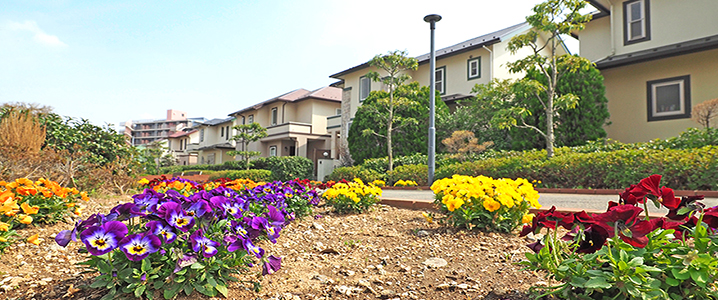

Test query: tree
[229,122,267,170]
[364,50,418,171]
[692,98,718,128]
[507,60,610,150]
[499,0,593,158]
[441,130,493,161]
[348,82,449,165]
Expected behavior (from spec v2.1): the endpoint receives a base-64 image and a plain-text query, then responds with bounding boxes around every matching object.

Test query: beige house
[580,0,718,142]
[228,87,342,173]
[328,22,567,161]
[187,117,237,165]
[167,129,198,166]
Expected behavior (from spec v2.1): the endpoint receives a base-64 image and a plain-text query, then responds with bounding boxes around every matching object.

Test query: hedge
[159,156,313,181]
[435,146,718,190]
[323,166,385,183]
[387,164,428,186]
[207,169,273,182]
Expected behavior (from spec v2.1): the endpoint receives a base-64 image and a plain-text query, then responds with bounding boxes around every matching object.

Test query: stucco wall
[581,0,718,61]
[603,48,718,142]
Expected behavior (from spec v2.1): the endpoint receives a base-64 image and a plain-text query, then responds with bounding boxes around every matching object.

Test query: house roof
[168,129,196,138]
[595,33,718,69]
[228,86,341,116]
[329,22,530,79]
[198,143,235,151]
[201,117,235,126]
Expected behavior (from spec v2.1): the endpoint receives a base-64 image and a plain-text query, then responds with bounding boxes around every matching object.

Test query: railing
[266,122,312,136]
[326,115,341,130]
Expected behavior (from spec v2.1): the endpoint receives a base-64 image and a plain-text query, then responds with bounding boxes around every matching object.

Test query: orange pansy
[19,214,33,225]
[21,202,40,215]
[27,233,40,245]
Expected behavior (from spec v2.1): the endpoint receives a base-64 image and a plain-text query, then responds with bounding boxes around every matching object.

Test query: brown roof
[228,86,341,116]
[168,129,196,138]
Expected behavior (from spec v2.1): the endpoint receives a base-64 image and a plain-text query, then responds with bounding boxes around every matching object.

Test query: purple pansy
[262,255,282,275]
[119,233,162,261]
[189,230,219,258]
[146,220,177,244]
[110,203,146,221]
[184,200,212,218]
[174,253,197,273]
[160,202,195,232]
[80,221,128,256]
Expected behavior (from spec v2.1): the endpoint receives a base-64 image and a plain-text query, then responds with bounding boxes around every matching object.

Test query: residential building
[121,109,205,146]
[328,22,567,161]
[580,0,718,142]
[189,117,236,165]
[228,86,342,174]
[167,129,198,166]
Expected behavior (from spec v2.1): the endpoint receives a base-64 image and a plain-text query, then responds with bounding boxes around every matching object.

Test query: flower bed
[55,177,319,299]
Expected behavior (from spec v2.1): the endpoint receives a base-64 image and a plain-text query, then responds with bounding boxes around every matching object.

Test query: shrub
[322,178,382,214]
[208,170,272,182]
[431,175,541,233]
[520,175,718,299]
[252,156,313,181]
[325,166,385,183]
[387,164,428,186]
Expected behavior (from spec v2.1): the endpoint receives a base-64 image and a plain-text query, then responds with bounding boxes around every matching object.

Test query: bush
[387,164,428,186]
[435,146,718,191]
[431,175,541,233]
[324,166,385,183]
[252,156,313,181]
[208,169,272,182]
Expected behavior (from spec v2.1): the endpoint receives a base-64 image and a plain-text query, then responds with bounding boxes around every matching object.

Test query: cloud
[6,20,68,47]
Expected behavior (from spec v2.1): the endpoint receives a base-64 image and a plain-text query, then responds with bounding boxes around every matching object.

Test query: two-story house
[580,0,718,142]
[167,129,198,165]
[228,86,342,172]
[328,22,568,160]
[186,117,236,165]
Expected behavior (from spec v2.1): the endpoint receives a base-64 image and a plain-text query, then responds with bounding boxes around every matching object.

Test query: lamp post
[424,14,441,185]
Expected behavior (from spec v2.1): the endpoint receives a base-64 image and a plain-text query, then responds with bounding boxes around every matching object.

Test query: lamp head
[423,14,442,23]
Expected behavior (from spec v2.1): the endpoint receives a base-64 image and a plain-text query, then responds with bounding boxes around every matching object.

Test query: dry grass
[0,109,46,153]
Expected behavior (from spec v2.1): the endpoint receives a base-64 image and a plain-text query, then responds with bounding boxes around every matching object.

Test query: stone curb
[381,187,718,197]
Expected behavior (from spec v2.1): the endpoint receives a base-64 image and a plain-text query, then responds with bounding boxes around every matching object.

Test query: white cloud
[6,20,68,47]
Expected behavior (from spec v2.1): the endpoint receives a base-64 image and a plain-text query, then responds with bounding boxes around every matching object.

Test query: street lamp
[424,14,441,185]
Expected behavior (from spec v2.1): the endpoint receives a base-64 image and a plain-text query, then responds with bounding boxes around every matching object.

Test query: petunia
[262,255,282,275]
[189,230,219,258]
[146,220,177,244]
[80,221,128,256]
[119,233,161,261]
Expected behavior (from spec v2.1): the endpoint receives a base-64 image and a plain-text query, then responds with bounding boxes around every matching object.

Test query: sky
[0,0,581,128]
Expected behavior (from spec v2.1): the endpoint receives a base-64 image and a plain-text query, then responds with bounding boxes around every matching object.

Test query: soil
[0,195,547,300]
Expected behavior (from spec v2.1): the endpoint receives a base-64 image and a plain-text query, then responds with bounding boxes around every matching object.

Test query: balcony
[326,115,341,131]
[266,122,312,136]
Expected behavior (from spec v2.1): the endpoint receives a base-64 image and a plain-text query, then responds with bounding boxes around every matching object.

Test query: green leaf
[134,285,146,298]
[585,277,612,289]
[175,268,187,275]
[190,262,205,269]
[690,269,708,286]
[97,260,112,274]
[141,258,151,272]
[90,279,108,289]
[118,268,133,280]
[184,283,194,296]
[216,284,228,297]
[174,276,186,283]
[665,277,680,287]
[207,276,218,287]
[672,268,691,280]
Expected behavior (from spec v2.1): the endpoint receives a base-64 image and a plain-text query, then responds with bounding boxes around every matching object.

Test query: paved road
[380,189,718,214]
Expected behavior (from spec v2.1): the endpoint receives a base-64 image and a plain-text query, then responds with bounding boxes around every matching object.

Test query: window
[271,107,278,126]
[647,75,691,122]
[248,115,254,124]
[624,0,650,45]
[435,66,446,95]
[220,127,224,137]
[225,126,230,140]
[336,108,342,115]
[241,116,245,124]
[359,76,371,101]
[467,57,481,80]
[269,146,277,157]
[199,129,204,142]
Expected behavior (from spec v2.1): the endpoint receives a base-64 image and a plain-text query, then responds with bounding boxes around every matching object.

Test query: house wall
[310,100,340,135]
[412,47,492,95]
[602,48,718,142]
[581,0,718,61]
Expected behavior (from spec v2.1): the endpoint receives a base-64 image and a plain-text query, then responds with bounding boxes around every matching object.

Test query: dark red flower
[593,204,654,248]
[666,195,705,221]
[519,206,575,237]
[638,174,680,210]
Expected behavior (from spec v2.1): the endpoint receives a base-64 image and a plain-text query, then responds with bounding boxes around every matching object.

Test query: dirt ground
[0,195,547,300]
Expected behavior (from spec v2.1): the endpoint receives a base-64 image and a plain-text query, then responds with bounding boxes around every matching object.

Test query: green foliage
[159,161,250,175]
[229,123,267,170]
[324,166,385,183]
[435,145,718,191]
[251,156,313,181]
[500,0,594,158]
[508,59,610,150]
[387,164,428,186]
[208,169,272,182]
[348,82,449,164]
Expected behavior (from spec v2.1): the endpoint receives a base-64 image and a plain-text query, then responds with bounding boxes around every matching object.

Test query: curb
[380,187,718,197]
